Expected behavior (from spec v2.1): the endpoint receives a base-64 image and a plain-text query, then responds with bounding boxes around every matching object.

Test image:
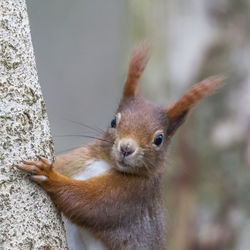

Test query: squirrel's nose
[119,139,137,158]
[120,145,134,157]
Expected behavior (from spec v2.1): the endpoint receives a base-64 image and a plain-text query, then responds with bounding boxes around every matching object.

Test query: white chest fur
[63,160,111,250]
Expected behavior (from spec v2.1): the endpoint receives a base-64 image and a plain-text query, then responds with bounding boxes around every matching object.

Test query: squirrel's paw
[14,156,53,184]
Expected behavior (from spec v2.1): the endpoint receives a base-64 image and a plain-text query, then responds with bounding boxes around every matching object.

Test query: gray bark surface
[0,0,68,249]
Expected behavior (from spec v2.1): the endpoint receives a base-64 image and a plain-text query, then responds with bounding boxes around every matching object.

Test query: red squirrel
[15,43,224,250]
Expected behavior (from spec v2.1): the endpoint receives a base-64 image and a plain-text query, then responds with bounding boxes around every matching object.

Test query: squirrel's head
[105,42,225,175]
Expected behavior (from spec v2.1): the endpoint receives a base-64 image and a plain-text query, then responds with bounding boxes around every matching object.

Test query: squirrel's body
[55,131,166,250]
[61,158,165,250]
[15,43,225,250]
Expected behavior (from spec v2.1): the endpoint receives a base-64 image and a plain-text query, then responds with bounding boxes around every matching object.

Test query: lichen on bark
[0,0,67,249]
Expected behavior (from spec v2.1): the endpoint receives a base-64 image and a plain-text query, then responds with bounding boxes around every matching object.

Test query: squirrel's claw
[14,157,53,183]
[14,163,39,175]
[30,175,48,183]
[36,155,53,168]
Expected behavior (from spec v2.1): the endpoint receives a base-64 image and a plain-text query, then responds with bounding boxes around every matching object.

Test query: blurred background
[26,0,250,249]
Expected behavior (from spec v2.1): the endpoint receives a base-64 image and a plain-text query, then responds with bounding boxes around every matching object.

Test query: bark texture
[0,0,68,249]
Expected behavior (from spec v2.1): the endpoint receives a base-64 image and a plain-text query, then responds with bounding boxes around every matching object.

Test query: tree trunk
[0,1,68,249]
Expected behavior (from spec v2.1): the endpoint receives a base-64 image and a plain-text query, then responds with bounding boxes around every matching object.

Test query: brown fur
[166,75,225,119]
[165,75,225,135]
[15,43,225,250]
[122,42,150,100]
[45,169,164,249]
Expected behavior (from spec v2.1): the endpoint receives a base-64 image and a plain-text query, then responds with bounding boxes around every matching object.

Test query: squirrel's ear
[165,75,225,136]
[122,42,151,101]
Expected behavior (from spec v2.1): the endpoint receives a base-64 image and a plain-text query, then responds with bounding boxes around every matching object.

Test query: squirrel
[15,43,225,250]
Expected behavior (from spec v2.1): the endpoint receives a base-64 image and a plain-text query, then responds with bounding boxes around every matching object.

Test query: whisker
[55,142,113,155]
[141,159,152,175]
[143,156,158,169]
[55,134,113,144]
[63,118,105,134]
[55,146,79,155]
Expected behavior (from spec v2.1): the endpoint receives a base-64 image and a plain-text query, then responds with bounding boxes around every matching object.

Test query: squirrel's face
[107,97,169,175]
[102,42,223,175]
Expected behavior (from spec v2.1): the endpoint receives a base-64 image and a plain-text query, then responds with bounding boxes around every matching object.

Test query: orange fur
[54,146,91,177]
[166,75,225,119]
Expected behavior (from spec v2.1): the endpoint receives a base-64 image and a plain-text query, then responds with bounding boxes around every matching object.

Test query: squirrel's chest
[64,160,110,250]
[73,160,111,181]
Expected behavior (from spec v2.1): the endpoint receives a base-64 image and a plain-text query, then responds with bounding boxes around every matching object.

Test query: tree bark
[0,0,68,249]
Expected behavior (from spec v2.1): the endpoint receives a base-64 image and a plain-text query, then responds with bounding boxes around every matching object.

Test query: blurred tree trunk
[167,131,197,250]
[0,1,67,249]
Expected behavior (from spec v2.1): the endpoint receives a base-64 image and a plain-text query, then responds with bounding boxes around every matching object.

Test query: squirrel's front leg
[14,157,99,227]
[14,157,130,229]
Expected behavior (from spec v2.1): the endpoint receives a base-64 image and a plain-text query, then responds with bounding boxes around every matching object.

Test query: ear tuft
[122,41,151,100]
[166,75,226,119]
[166,75,226,135]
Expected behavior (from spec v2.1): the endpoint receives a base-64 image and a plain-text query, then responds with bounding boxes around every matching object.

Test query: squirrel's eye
[154,134,163,146]
[111,117,116,128]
